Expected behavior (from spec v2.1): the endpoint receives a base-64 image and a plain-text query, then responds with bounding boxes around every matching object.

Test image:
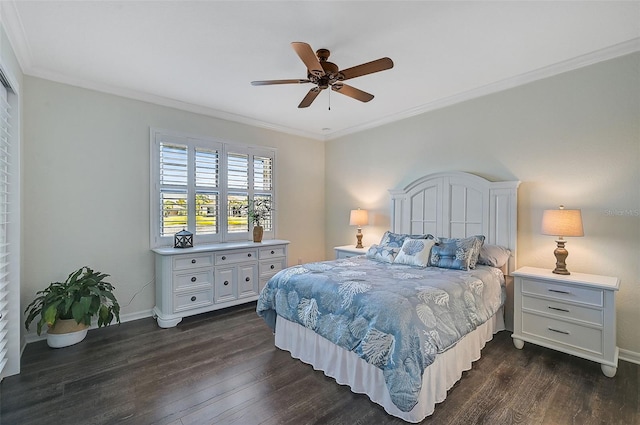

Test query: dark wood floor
[1,303,638,425]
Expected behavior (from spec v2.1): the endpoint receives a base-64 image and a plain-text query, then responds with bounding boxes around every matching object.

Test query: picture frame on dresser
[152,240,289,328]
[511,266,620,377]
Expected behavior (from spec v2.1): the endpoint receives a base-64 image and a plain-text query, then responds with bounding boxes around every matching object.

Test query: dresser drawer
[215,250,258,265]
[260,258,286,277]
[173,254,214,270]
[522,311,603,355]
[259,246,286,259]
[173,288,214,313]
[522,278,603,307]
[522,295,603,326]
[174,269,213,291]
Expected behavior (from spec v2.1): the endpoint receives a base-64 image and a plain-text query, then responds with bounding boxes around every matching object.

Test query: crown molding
[325,37,640,141]
[2,0,638,143]
[0,0,32,71]
[26,65,325,141]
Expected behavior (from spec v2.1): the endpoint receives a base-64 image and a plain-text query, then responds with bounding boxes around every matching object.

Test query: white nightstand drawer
[174,270,213,291]
[522,295,603,326]
[522,311,603,355]
[173,253,214,270]
[174,288,214,312]
[522,278,603,307]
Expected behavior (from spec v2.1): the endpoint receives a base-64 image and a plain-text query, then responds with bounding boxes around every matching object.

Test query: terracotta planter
[47,319,89,348]
[253,225,264,243]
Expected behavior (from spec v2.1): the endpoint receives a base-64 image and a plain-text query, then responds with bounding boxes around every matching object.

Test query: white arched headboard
[389,171,520,273]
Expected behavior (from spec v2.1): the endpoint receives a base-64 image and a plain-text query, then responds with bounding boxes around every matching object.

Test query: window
[0,66,19,380]
[151,129,276,247]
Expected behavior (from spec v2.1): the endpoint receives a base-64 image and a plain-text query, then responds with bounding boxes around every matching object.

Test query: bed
[257,171,520,422]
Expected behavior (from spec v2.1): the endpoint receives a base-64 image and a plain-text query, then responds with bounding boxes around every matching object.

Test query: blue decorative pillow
[379,231,436,248]
[366,244,401,263]
[394,238,437,267]
[430,235,485,271]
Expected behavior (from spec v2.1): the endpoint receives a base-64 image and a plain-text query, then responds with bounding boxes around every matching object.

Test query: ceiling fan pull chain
[328,88,331,111]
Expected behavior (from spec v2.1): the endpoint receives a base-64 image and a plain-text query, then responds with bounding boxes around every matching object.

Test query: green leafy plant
[24,266,121,335]
[245,198,273,227]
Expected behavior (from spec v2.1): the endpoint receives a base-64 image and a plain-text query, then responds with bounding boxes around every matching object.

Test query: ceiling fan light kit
[251,42,393,108]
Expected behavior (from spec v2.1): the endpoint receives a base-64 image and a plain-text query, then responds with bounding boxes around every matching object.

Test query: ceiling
[2,1,639,141]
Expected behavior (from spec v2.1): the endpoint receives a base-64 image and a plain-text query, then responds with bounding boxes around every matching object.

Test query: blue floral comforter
[256,256,505,412]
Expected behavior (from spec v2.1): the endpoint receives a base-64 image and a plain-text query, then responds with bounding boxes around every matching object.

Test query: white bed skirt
[274,308,505,423]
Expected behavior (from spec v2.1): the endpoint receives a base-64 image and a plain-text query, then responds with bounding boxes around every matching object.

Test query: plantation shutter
[0,78,12,377]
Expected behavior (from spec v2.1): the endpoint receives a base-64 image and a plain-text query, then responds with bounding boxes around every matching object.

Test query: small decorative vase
[253,225,264,243]
[47,319,89,348]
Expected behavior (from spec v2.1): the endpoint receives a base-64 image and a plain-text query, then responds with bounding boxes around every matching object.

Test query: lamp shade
[349,209,369,226]
[541,207,584,237]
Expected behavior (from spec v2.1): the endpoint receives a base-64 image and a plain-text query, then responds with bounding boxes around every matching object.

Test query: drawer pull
[190,296,196,302]
[191,276,197,282]
[247,253,252,257]
[224,281,229,286]
[548,289,571,295]
[271,250,275,254]
[270,264,275,270]
[221,256,226,260]
[548,327,570,335]
[548,306,570,313]
[245,277,250,282]
[191,259,196,264]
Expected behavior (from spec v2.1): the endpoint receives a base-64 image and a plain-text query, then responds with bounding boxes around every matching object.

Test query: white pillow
[477,244,511,268]
[394,238,436,267]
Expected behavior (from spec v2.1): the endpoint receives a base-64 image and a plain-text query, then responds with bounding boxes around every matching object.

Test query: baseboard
[619,348,640,365]
[23,309,154,345]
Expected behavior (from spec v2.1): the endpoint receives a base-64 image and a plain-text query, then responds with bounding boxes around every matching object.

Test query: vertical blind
[0,80,11,376]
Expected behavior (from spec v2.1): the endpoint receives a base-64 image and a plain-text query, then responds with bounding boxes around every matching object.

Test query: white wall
[325,53,640,355]
[22,77,325,338]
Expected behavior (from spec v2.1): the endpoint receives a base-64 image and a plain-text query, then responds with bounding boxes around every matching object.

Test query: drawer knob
[221,256,226,260]
[191,259,196,264]
[245,277,250,282]
[191,276,197,282]
[224,281,229,286]
[247,253,252,257]
[271,250,275,254]
[191,296,196,302]
[270,265,275,270]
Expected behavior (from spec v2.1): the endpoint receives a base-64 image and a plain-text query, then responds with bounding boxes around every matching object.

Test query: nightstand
[334,245,368,259]
[512,266,620,377]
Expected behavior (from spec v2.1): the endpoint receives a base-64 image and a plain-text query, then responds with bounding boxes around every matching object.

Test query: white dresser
[512,266,620,377]
[334,245,368,259]
[152,240,289,328]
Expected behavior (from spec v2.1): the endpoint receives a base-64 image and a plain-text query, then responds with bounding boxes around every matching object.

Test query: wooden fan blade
[291,42,324,77]
[339,57,394,81]
[298,87,321,108]
[251,79,310,86]
[331,83,374,102]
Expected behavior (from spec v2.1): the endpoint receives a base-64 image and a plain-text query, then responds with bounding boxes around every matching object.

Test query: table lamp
[541,205,584,275]
[349,209,369,249]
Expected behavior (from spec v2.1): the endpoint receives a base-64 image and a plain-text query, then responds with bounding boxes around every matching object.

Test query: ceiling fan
[251,42,394,108]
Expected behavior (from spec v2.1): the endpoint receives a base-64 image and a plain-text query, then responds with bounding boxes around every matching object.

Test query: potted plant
[24,266,121,348]
[245,198,273,242]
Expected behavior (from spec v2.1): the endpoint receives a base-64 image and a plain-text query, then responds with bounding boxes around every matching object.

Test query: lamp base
[355,229,363,249]
[552,239,571,275]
